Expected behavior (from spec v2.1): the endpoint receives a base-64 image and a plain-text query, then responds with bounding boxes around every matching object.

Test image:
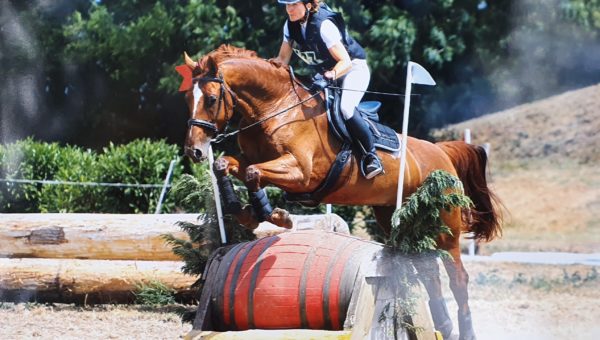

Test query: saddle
[325,88,400,153]
[285,87,400,206]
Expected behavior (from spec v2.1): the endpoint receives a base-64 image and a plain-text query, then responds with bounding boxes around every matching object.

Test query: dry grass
[432,83,600,254]
[0,304,193,339]
[1,262,597,340]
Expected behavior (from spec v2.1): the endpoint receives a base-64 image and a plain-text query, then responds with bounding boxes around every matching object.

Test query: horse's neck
[224,63,299,121]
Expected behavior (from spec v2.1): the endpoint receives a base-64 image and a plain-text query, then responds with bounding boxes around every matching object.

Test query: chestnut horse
[181,45,501,340]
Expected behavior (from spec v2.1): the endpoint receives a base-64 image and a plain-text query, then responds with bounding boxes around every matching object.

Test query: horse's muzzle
[184,146,206,163]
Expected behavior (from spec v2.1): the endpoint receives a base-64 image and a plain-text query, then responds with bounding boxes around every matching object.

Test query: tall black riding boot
[345,112,384,179]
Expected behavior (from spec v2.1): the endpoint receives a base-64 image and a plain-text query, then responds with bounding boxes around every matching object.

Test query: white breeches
[340,59,371,120]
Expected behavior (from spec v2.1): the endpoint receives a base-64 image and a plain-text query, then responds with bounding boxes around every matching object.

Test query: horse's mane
[198,44,291,75]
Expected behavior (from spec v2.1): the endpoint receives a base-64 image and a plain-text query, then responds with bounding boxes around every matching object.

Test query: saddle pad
[326,89,400,152]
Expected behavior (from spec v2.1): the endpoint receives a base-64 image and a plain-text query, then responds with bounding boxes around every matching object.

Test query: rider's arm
[320,20,351,80]
[275,41,293,65]
[273,22,293,65]
[325,44,352,80]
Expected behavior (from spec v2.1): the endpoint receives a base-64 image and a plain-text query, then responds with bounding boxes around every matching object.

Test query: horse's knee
[245,165,261,189]
[214,157,229,175]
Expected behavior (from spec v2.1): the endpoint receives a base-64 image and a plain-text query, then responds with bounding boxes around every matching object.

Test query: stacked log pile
[0,213,349,304]
[0,214,199,304]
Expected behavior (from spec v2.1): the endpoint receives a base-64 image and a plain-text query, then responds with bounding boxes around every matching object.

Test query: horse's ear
[183,52,198,70]
[206,56,218,75]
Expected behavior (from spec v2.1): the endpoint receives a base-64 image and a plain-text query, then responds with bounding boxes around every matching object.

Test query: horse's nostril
[193,148,203,160]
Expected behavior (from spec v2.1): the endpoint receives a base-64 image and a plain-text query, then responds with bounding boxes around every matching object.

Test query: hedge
[0,138,183,213]
[0,138,367,228]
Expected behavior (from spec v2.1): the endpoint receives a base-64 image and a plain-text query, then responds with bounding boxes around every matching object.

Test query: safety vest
[286,5,366,73]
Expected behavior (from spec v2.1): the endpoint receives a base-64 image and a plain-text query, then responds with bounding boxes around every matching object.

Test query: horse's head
[182,51,237,162]
[181,45,302,162]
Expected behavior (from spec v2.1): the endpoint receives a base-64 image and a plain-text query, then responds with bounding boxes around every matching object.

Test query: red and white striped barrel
[207,230,383,331]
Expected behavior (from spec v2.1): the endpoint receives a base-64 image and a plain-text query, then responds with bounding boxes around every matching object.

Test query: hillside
[432,84,600,165]
[431,84,600,253]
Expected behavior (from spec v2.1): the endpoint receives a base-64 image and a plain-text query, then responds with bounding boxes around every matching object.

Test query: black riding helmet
[277,0,311,3]
[278,0,314,23]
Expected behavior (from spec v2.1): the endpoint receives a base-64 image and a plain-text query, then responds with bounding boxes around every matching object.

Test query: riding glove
[310,73,330,93]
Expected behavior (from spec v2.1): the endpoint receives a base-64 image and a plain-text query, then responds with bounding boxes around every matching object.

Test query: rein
[211,91,320,144]
[328,86,419,98]
[188,69,320,144]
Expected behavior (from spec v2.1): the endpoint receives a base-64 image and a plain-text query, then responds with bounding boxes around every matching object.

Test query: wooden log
[0,258,198,304]
[0,213,349,260]
[0,214,197,260]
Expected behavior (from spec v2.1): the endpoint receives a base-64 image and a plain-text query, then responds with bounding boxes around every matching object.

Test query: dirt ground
[1,261,598,340]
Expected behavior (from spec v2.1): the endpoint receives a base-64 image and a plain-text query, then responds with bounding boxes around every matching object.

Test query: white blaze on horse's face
[185,82,211,162]
[192,82,203,116]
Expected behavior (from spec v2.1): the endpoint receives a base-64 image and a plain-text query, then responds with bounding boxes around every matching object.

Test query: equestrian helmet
[277,0,310,4]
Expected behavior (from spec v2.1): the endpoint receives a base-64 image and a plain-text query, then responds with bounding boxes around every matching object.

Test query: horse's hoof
[270,208,293,229]
[437,321,454,340]
[459,334,476,340]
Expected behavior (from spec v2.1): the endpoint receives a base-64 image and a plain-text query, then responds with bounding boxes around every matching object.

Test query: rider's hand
[267,58,284,68]
[310,73,329,93]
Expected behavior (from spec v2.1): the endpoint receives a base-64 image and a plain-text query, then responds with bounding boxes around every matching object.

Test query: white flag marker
[396,62,436,209]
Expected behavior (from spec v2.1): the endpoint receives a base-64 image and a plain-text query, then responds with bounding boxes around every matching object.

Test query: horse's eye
[206,95,217,107]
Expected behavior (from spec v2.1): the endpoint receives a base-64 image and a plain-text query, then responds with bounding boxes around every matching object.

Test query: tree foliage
[2,0,599,146]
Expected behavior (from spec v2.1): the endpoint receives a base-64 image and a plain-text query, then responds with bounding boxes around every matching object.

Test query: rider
[273,0,384,179]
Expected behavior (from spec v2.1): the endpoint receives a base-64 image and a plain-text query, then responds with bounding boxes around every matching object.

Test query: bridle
[187,67,320,144]
[187,72,237,136]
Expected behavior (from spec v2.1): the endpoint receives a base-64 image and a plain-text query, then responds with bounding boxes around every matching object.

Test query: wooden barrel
[207,231,382,331]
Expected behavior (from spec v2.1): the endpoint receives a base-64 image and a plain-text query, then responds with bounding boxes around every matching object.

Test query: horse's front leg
[244,153,306,229]
[213,155,261,230]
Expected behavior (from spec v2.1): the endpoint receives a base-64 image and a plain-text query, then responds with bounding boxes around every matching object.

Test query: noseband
[187,73,237,136]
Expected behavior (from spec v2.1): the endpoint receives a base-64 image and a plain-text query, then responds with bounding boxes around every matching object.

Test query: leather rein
[187,70,319,144]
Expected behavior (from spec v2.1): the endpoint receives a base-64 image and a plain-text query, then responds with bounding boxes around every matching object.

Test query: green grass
[134,280,176,306]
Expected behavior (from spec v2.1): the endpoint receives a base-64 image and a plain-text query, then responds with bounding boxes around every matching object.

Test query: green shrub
[0,138,69,212]
[1,138,185,213]
[95,139,182,213]
[38,147,103,213]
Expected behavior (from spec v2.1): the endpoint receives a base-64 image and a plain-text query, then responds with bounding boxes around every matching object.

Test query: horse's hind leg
[372,206,454,338]
[412,254,454,339]
[440,211,476,340]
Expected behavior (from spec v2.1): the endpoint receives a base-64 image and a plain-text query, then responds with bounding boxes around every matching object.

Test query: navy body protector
[286,4,366,73]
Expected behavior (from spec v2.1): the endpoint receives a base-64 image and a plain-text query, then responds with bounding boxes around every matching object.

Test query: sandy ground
[1,261,598,340]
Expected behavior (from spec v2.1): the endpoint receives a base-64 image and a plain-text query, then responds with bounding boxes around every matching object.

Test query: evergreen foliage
[388,170,472,255]
[164,166,255,278]
[134,280,176,306]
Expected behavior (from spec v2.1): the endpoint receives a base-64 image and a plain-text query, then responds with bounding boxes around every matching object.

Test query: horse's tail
[437,141,503,242]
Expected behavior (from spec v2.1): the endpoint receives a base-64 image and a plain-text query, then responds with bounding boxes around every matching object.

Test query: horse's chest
[239,135,284,162]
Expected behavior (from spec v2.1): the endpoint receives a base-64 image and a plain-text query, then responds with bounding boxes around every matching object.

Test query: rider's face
[286,3,308,22]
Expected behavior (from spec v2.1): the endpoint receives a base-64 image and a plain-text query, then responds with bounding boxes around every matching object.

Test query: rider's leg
[340,60,383,179]
[345,113,384,179]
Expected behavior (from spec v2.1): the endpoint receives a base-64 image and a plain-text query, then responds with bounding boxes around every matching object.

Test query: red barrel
[207,230,382,331]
